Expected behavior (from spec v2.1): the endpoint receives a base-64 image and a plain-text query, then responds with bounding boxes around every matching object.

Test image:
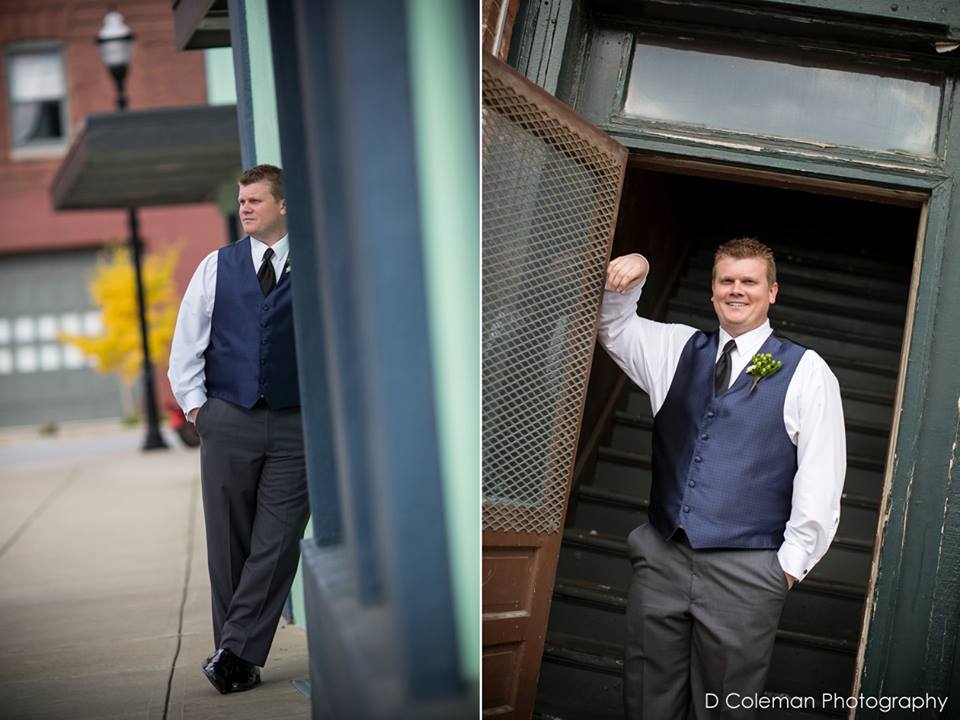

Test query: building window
[623,40,941,156]
[6,43,68,151]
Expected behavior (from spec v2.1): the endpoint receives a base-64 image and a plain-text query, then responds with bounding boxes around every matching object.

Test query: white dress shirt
[597,261,846,583]
[168,235,290,419]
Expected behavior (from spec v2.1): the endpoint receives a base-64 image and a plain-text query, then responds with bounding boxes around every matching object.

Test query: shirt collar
[249,234,289,265]
[718,319,772,359]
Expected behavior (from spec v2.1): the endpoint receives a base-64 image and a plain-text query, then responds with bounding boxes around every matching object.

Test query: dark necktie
[714,339,737,396]
[258,247,276,296]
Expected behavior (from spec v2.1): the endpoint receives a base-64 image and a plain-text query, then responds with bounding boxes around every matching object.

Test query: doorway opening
[536,161,923,718]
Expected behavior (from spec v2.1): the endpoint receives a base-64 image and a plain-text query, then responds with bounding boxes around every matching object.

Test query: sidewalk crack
[0,466,80,560]
[163,474,200,719]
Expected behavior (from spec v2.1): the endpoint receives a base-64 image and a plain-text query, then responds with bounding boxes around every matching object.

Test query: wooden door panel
[482,531,563,718]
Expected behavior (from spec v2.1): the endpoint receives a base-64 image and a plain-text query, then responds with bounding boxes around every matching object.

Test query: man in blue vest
[168,164,310,694]
[599,238,846,718]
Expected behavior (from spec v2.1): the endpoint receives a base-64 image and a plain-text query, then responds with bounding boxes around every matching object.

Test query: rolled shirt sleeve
[597,256,698,415]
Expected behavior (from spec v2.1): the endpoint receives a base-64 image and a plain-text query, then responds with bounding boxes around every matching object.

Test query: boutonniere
[284,258,292,274]
[746,353,783,393]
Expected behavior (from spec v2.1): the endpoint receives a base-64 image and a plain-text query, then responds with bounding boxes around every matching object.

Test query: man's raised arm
[597,254,698,414]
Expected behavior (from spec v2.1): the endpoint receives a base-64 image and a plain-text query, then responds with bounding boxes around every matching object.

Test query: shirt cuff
[777,540,813,584]
[182,389,207,419]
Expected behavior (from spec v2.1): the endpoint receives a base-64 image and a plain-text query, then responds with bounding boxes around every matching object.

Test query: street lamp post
[98,11,168,451]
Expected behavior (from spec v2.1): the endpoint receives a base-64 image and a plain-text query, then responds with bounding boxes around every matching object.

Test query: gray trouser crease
[623,522,789,719]
[197,396,311,667]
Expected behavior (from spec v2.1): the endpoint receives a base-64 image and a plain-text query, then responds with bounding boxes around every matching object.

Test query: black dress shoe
[226,656,261,693]
[202,648,235,693]
[201,648,261,694]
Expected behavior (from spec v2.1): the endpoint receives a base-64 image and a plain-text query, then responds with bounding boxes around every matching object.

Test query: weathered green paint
[408,0,480,683]
[606,127,944,191]
[573,28,631,126]
[757,0,960,29]
[517,0,960,88]
[588,0,960,49]
[858,75,960,713]
[514,0,576,92]
[517,0,960,710]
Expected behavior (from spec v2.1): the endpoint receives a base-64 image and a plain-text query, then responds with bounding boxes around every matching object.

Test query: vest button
[706,411,715,418]
[688,480,696,487]
[694,455,702,463]
[700,433,709,440]
[263,304,270,311]
[683,505,690,513]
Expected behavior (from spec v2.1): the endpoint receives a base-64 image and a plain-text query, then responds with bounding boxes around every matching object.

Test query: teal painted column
[244,0,282,166]
[234,0,312,627]
[203,48,237,106]
[203,49,240,218]
[408,0,480,682]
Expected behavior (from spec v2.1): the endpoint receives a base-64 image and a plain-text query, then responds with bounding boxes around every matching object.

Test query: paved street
[0,424,311,719]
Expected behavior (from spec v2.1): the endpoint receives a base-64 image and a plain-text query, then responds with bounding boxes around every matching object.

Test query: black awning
[173,0,230,51]
[51,104,240,210]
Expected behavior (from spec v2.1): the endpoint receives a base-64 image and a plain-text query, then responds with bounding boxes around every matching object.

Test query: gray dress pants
[623,522,789,719]
[196,396,311,667]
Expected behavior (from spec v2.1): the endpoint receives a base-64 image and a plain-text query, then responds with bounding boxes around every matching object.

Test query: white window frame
[5,40,70,160]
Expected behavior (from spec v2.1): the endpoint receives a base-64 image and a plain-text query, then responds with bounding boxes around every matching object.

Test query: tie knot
[263,248,274,262]
[722,339,736,356]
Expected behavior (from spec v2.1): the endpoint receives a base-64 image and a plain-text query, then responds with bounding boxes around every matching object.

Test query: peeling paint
[900,470,913,557]
[634,128,933,174]
[643,131,766,153]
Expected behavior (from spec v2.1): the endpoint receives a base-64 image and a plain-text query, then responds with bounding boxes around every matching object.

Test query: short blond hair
[713,237,777,286]
[238,164,284,201]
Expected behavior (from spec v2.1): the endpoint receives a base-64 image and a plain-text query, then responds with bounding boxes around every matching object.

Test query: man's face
[711,255,778,337]
[238,180,286,239]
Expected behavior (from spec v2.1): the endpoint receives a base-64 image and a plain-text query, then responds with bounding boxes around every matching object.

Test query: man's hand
[606,254,649,294]
[785,572,796,590]
[188,407,199,424]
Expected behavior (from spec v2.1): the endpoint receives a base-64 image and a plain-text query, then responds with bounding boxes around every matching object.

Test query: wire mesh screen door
[482,57,627,534]
[481,53,627,719]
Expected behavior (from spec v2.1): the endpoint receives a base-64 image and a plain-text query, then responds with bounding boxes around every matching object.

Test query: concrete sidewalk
[0,427,310,720]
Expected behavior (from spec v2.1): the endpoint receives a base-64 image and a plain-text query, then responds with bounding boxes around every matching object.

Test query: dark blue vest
[650,330,806,548]
[204,237,300,409]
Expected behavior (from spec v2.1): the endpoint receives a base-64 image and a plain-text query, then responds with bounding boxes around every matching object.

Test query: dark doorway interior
[671,171,918,266]
[536,165,921,719]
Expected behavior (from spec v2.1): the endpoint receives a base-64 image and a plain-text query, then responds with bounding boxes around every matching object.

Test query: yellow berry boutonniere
[746,353,783,393]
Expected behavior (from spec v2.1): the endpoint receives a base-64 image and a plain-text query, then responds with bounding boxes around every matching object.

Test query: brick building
[0,0,229,427]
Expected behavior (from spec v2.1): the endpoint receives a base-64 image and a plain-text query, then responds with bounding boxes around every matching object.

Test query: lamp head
[97,11,135,69]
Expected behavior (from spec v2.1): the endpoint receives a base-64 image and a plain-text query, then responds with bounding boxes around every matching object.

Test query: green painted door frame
[511,0,960,712]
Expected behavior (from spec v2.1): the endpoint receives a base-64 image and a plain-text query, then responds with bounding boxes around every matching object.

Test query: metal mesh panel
[482,57,626,534]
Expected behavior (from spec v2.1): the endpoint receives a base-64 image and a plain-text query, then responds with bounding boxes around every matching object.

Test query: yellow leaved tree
[61,244,181,383]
